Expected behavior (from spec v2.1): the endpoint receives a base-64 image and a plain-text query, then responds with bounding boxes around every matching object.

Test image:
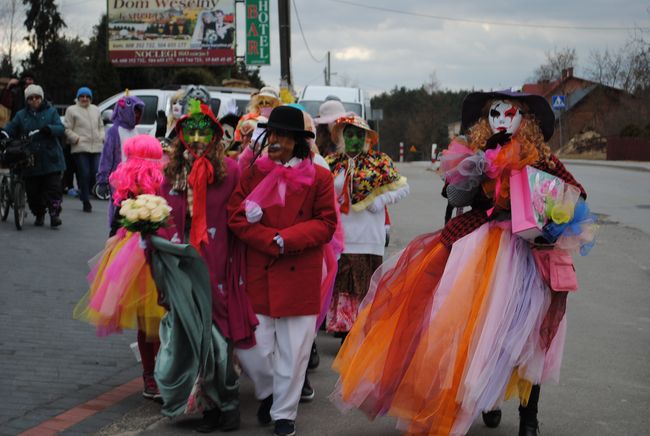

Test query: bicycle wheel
[13,180,26,230]
[0,175,10,221]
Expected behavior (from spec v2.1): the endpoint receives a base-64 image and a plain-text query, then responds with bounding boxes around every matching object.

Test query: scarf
[185,146,215,250]
[245,156,315,210]
[326,149,405,213]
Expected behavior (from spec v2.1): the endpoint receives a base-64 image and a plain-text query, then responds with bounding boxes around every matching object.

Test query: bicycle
[0,135,35,230]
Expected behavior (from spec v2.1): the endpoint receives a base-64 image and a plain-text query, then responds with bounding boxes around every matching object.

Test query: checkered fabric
[439,155,585,248]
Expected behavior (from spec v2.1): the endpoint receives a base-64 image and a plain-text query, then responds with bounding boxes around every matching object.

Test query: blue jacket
[4,101,66,177]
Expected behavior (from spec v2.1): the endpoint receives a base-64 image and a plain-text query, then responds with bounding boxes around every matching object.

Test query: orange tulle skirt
[332,223,566,435]
[73,230,165,340]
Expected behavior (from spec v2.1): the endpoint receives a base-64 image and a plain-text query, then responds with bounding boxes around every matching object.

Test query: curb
[18,378,142,435]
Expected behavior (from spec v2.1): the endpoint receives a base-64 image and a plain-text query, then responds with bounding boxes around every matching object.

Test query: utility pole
[326,51,331,85]
[278,0,293,93]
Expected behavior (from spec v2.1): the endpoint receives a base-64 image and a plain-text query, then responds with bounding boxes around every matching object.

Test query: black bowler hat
[461,90,555,141]
[257,106,316,139]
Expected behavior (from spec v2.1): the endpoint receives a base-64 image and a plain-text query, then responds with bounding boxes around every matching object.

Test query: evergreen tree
[22,0,66,65]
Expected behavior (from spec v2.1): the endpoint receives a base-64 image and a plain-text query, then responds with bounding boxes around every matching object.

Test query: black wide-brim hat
[461,90,555,141]
[257,105,316,139]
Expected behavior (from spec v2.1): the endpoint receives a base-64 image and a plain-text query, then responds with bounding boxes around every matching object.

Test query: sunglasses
[26,95,42,101]
[257,98,276,107]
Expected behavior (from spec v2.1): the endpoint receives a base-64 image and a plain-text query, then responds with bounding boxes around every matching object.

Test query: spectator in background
[1,84,66,227]
[97,92,145,230]
[9,71,36,119]
[64,87,105,213]
[313,99,353,157]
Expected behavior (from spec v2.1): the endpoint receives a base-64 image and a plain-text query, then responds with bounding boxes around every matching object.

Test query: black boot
[482,409,501,428]
[257,394,273,426]
[518,385,540,436]
[34,214,45,226]
[50,214,62,227]
[307,341,319,370]
[220,407,240,432]
[195,407,221,433]
[83,200,92,213]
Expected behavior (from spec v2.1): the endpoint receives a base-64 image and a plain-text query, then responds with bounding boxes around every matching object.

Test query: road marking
[18,377,141,435]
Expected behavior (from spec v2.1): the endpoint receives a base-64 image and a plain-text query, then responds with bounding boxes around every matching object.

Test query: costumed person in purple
[156,99,257,432]
[331,90,597,436]
[228,106,337,436]
[74,134,167,400]
[96,91,144,228]
[325,115,409,341]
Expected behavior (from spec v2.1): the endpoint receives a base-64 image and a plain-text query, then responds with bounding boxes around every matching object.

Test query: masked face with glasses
[343,124,367,156]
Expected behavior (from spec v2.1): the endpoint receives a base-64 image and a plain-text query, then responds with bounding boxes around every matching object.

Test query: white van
[98,86,253,135]
[298,85,370,120]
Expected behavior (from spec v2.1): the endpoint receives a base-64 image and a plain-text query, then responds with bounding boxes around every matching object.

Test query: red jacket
[228,160,337,317]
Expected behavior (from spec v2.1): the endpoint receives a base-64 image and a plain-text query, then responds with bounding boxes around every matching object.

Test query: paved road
[0,162,648,435]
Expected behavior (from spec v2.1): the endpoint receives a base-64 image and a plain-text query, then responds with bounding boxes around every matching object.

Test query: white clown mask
[488,100,523,135]
[171,101,184,119]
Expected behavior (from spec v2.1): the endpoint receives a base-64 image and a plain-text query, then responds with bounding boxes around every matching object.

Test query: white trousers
[236,314,317,421]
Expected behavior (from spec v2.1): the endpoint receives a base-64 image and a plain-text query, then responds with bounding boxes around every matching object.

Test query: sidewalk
[398,158,650,172]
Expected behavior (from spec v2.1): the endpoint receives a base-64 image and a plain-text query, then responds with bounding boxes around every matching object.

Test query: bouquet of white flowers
[119,194,172,234]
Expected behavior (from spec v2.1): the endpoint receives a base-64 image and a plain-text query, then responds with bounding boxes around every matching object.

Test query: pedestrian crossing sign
[552,95,566,109]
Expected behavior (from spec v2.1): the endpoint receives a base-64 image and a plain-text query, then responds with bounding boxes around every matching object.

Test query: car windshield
[299,100,362,119]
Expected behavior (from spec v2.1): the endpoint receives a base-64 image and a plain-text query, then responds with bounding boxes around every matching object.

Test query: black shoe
[220,408,240,432]
[257,395,273,426]
[307,342,319,370]
[300,375,315,402]
[83,201,92,213]
[34,215,45,226]
[518,423,539,436]
[482,409,502,428]
[274,419,295,436]
[50,215,62,227]
[195,408,221,433]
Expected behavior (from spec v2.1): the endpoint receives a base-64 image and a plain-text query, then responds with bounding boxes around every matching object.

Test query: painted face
[221,124,235,148]
[181,114,214,152]
[488,100,523,135]
[343,124,366,155]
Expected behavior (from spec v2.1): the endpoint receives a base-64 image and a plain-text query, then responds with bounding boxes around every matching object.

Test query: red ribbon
[187,154,214,250]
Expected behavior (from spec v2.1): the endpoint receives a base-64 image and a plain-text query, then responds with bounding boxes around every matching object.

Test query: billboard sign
[107,0,236,67]
[245,0,270,65]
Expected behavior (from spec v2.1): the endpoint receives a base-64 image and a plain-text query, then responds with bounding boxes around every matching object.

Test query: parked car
[97,86,253,135]
[298,85,371,120]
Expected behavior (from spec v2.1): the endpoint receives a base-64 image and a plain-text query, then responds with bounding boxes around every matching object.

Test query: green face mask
[181,114,214,146]
[343,125,366,155]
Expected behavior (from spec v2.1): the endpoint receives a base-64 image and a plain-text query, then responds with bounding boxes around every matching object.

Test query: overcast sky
[7,0,650,95]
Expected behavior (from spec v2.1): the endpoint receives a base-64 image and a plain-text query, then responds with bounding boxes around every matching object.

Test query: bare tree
[587,28,650,95]
[531,47,577,82]
[0,0,24,71]
[423,70,440,94]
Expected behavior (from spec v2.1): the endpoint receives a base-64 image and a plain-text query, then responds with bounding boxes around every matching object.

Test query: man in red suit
[228,106,337,436]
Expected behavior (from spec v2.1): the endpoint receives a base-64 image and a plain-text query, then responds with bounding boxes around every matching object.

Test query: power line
[292,0,327,63]
[326,0,649,32]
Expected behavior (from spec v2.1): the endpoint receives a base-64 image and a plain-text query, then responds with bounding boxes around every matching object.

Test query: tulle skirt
[74,229,166,340]
[331,222,566,435]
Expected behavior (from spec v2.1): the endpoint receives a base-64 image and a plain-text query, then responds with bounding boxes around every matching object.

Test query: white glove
[366,197,385,214]
[245,200,263,223]
[273,234,284,254]
[0,130,8,139]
